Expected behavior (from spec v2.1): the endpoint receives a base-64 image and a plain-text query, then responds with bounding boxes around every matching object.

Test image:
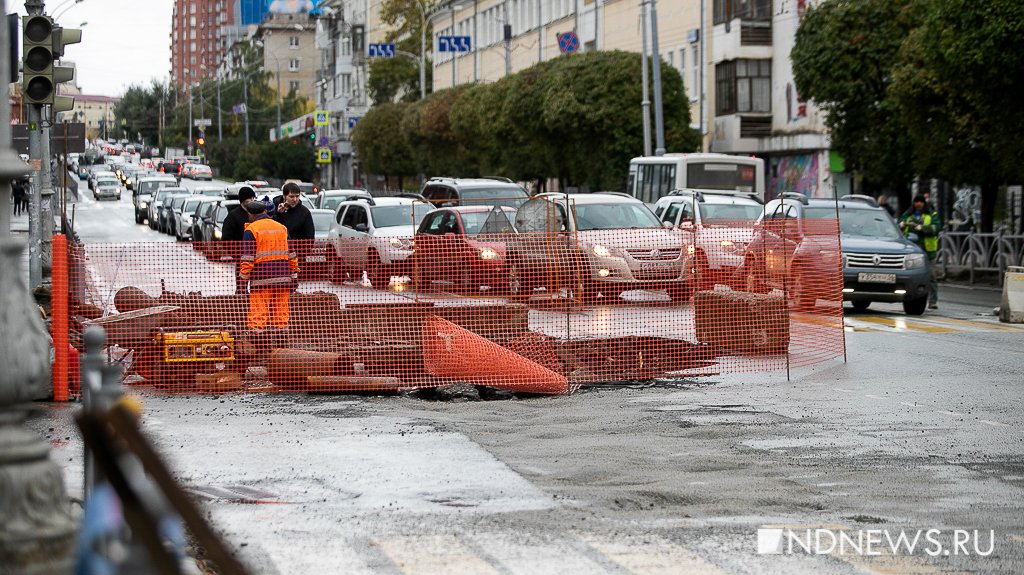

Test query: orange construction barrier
[422,315,569,394]
[52,233,69,401]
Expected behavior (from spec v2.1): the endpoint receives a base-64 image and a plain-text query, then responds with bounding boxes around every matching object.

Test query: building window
[289,36,299,48]
[288,59,299,71]
[692,46,700,100]
[289,80,300,92]
[716,59,771,115]
[713,0,771,25]
[341,73,351,96]
[190,16,196,26]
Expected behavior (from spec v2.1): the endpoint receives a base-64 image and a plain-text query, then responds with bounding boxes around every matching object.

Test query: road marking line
[864,394,886,400]
[936,410,965,417]
[376,535,500,575]
[834,388,855,393]
[855,316,957,333]
[899,402,918,408]
[576,532,727,575]
[1009,534,1024,545]
[833,552,967,575]
[915,316,1024,332]
[979,420,1007,427]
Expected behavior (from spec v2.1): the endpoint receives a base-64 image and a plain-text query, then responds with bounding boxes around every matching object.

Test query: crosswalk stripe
[832,552,970,575]
[853,317,957,333]
[462,532,610,574]
[911,316,1024,332]
[577,532,728,575]
[376,535,501,575]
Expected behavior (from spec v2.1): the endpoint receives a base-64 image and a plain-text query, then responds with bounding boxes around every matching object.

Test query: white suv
[326,197,432,287]
[653,189,765,290]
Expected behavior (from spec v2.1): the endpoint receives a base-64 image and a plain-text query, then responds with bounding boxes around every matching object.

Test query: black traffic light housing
[21,14,80,109]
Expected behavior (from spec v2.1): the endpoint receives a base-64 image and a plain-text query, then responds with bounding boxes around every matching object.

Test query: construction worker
[223,187,257,294]
[899,194,941,309]
[239,201,299,344]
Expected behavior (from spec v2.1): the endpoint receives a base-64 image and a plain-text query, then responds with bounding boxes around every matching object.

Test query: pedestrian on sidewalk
[222,187,257,294]
[239,200,299,349]
[12,177,27,216]
[899,195,941,309]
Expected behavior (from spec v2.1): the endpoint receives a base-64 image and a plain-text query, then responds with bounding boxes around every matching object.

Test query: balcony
[740,21,772,46]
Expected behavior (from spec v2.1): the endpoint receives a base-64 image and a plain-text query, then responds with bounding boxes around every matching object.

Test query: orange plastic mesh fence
[61,215,844,396]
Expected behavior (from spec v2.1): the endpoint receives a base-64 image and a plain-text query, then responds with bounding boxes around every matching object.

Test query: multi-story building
[170,0,230,86]
[64,94,120,141]
[253,12,319,103]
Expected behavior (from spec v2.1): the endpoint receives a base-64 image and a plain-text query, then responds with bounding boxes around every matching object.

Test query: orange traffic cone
[422,315,568,394]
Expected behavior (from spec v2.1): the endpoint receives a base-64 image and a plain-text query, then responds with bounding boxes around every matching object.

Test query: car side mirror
[679,219,695,230]
[354,223,369,233]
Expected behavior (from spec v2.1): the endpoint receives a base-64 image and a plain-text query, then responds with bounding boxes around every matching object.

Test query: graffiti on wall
[770,154,820,199]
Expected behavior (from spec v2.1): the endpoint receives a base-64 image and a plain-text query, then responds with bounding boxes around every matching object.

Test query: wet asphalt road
[31,183,1024,574]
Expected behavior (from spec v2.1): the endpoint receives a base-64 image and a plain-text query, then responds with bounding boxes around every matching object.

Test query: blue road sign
[557,32,580,54]
[319,136,329,146]
[347,116,361,130]
[369,43,396,57]
[438,35,472,53]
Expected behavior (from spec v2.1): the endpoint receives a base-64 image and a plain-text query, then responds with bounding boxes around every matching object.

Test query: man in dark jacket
[273,182,315,270]
[222,187,257,294]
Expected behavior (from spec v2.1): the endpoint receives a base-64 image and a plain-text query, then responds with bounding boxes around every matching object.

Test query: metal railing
[936,232,1024,283]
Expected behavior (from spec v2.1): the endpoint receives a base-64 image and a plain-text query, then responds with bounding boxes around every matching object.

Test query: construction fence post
[52,233,69,401]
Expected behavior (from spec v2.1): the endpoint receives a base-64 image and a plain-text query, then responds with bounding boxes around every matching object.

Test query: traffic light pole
[27,104,43,287]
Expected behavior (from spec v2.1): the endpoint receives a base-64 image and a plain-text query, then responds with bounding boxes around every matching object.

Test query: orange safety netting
[51,214,844,397]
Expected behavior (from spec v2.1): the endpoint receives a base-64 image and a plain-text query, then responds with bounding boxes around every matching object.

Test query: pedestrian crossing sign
[314,111,329,126]
[317,147,332,163]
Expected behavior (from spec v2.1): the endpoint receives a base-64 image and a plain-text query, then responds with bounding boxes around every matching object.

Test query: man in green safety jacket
[899,195,941,309]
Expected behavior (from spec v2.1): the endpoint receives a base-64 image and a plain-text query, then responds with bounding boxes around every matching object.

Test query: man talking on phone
[273,182,316,275]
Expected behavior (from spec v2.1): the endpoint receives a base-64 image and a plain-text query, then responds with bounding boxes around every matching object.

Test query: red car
[413,206,518,294]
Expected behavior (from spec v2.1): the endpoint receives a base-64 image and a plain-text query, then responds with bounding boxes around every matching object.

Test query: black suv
[420,177,529,209]
[744,194,932,315]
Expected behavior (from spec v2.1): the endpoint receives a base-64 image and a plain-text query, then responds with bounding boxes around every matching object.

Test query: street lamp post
[418,1,426,99]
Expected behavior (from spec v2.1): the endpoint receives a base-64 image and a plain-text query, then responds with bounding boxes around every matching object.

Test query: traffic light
[21,15,80,109]
[309,131,316,143]
[197,132,205,147]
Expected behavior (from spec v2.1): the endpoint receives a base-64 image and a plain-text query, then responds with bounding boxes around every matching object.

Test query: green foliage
[350,102,417,177]
[792,0,918,191]
[113,81,173,145]
[368,0,433,103]
[890,0,1024,185]
[355,50,699,190]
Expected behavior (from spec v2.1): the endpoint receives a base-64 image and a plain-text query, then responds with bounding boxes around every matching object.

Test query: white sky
[15,0,174,97]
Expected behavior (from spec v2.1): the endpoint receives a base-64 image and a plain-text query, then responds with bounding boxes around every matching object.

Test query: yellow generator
[136,328,236,388]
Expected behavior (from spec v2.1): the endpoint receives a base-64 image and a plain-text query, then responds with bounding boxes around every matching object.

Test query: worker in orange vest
[238,201,299,344]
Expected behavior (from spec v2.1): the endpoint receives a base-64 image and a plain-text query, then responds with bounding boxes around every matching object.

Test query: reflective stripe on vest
[246,219,290,263]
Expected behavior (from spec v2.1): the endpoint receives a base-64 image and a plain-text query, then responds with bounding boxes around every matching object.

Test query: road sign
[368,43,396,58]
[438,35,472,53]
[232,103,247,115]
[193,118,212,127]
[319,136,329,146]
[557,32,580,54]
[317,147,332,163]
[314,110,329,126]
[11,122,86,154]
[347,116,360,130]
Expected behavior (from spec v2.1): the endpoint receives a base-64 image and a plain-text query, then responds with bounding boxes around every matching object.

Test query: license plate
[858,272,896,284]
[306,255,326,262]
[641,262,672,272]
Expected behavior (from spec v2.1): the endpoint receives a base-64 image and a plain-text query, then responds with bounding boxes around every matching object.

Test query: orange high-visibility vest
[240,216,298,288]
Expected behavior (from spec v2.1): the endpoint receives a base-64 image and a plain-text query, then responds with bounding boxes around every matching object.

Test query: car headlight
[388,237,413,249]
[126,179,132,186]
[479,247,499,260]
[140,201,148,208]
[592,244,612,258]
[819,250,840,266]
[214,229,222,239]
[687,244,696,256]
[905,253,926,270]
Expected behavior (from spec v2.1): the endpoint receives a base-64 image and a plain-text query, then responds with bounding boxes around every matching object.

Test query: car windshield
[97,178,118,187]
[804,207,902,239]
[140,181,175,195]
[459,188,528,209]
[574,203,663,230]
[371,204,430,228]
[460,209,517,235]
[323,196,361,212]
[183,199,202,212]
[312,212,333,232]
[171,197,188,209]
[698,202,764,222]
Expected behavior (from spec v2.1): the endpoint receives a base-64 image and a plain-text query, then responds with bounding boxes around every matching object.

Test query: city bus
[626,153,766,204]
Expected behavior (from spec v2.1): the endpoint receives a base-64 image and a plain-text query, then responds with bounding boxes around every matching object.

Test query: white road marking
[864,394,886,400]
[899,402,917,408]
[576,532,728,575]
[936,410,966,417]
[377,535,501,575]
[979,420,1007,427]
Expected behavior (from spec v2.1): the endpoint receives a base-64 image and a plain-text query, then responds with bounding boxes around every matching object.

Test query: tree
[369,0,434,102]
[351,102,418,186]
[114,80,173,147]
[792,0,919,198]
[890,0,1024,231]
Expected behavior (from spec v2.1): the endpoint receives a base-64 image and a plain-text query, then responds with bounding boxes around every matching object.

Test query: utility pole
[158,85,164,152]
[217,76,222,141]
[648,0,666,155]
[503,2,511,76]
[187,81,192,154]
[419,1,426,99]
[243,76,250,145]
[640,0,651,157]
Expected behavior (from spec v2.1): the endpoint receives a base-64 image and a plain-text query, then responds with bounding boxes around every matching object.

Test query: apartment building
[170,0,231,86]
